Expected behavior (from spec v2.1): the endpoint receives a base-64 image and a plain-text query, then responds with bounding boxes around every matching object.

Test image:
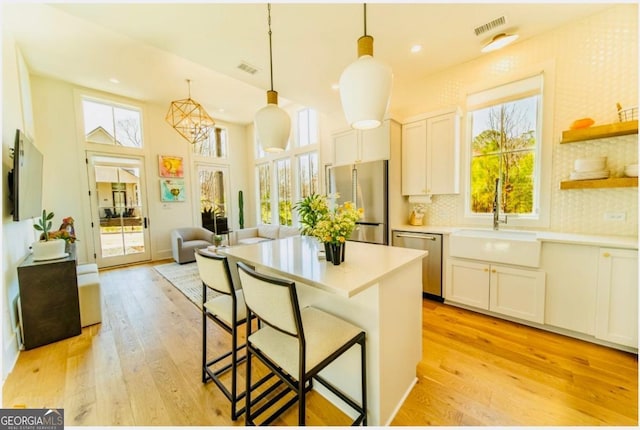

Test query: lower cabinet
[542,243,599,335]
[446,258,546,324]
[595,248,638,348]
[445,259,489,309]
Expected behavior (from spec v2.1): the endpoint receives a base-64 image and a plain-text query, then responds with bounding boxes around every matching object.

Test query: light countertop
[392,224,638,249]
[219,235,427,298]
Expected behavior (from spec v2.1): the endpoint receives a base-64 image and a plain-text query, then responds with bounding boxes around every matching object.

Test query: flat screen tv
[8,129,44,221]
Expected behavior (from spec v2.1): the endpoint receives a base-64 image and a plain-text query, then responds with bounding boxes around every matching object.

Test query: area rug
[153,261,219,309]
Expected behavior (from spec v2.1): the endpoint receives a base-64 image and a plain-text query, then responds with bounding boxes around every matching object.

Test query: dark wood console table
[17,250,81,349]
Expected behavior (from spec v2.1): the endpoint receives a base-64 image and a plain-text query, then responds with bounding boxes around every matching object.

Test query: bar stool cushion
[204,289,247,326]
[249,307,363,377]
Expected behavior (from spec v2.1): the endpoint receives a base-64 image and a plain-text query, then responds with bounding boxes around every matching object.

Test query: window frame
[461,68,554,229]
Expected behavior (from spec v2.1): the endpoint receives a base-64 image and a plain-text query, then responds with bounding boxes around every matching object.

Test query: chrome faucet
[492,178,507,230]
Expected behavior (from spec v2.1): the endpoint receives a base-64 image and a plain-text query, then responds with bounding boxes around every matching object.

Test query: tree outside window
[194,126,227,158]
[82,98,143,148]
[469,96,538,215]
[297,152,319,198]
[257,163,271,224]
[276,159,292,226]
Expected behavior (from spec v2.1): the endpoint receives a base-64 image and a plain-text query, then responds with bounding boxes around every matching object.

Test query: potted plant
[293,194,329,236]
[32,210,66,260]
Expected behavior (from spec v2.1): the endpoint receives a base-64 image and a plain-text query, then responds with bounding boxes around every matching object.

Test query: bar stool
[237,261,367,426]
[195,249,250,420]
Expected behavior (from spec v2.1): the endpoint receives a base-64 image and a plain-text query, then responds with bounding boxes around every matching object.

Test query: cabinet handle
[492,269,497,273]
[484,268,489,272]
[603,252,611,258]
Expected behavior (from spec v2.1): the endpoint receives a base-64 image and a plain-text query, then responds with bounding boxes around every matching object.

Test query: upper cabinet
[332,119,395,167]
[401,108,461,196]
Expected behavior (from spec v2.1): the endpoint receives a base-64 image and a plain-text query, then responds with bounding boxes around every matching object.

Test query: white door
[87,152,151,267]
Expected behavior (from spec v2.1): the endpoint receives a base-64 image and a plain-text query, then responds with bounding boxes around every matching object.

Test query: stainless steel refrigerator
[327,160,388,245]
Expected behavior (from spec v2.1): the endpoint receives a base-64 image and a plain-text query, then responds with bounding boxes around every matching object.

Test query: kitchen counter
[220,236,427,425]
[392,224,638,249]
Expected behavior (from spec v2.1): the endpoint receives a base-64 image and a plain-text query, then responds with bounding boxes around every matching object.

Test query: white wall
[385,5,638,236]
[1,35,37,380]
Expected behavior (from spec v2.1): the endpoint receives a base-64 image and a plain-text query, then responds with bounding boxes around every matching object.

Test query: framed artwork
[160,179,186,202]
[158,155,184,178]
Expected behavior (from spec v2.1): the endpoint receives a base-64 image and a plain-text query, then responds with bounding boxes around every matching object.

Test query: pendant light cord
[186,79,192,98]
[267,3,274,92]
[363,3,367,36]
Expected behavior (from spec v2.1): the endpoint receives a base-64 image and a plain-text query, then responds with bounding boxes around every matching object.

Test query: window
[276,159,292,226]
[82,97,143,147]
[297,152,319,198]
[257,163,271,224]
[467,75,542,218]
[255,107,319,226]
[297,108,318,147]
[194,126,227,158]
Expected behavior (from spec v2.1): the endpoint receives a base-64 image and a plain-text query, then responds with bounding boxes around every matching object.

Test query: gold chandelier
[165,79,215,144]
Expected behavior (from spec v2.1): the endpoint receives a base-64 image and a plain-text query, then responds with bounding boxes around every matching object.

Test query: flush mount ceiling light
[254,3,291,153]
[165,79,215,144]
[339,3,392,130]
[481,33,519,53]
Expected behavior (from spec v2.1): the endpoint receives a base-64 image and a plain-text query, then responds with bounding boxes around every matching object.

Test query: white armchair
[171,227,214,264]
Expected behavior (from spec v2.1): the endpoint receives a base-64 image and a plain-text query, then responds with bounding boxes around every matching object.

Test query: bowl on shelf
[574,157,606,172]
[624,164,638,177]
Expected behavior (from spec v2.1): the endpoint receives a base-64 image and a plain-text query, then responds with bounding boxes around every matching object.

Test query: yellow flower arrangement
[311,200,363,245]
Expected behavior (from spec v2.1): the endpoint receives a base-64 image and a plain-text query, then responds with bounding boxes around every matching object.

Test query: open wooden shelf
[560,120,638,144]
[560,177,638,190]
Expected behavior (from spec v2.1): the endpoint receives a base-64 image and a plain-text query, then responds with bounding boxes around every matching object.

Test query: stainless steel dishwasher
[392,231,443,302]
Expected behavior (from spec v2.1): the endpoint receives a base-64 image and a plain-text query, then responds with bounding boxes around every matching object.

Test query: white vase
[32,239,66,261]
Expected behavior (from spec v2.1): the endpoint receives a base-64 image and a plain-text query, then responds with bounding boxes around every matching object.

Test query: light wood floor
[2,261,637,426]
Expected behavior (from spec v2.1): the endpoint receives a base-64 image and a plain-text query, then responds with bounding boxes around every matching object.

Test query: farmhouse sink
[449,229,541,268]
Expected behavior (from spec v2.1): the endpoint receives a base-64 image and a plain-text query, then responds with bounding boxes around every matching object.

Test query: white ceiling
[3,2,615,125]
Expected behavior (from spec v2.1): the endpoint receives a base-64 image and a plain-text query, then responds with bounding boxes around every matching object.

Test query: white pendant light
[254,4,291,153]
[339,3,392,130]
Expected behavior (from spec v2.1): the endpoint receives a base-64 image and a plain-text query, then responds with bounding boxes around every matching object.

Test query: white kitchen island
[220,235,427,425]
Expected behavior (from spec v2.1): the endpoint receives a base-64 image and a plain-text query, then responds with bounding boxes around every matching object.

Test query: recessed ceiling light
[331,83,340,90]
[218,108,225,113]
[481,33,519,53]
[109,78,120,84]
[410,44,422,53]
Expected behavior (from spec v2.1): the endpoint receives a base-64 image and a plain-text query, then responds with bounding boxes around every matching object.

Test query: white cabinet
[489,264,546,324]
[541,242,599,335]
[595,248,638,348]
[446,258,545,323]
[445,258,490,309]
[401,109,460,196]
[332,120,393,167]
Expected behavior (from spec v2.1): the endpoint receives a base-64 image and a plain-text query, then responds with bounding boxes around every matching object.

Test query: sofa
[171,227,215,264]
[231,224,300,246]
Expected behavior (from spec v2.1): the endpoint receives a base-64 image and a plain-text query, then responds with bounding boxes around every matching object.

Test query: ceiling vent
[474,16,506,36]
[237,61,258,75]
